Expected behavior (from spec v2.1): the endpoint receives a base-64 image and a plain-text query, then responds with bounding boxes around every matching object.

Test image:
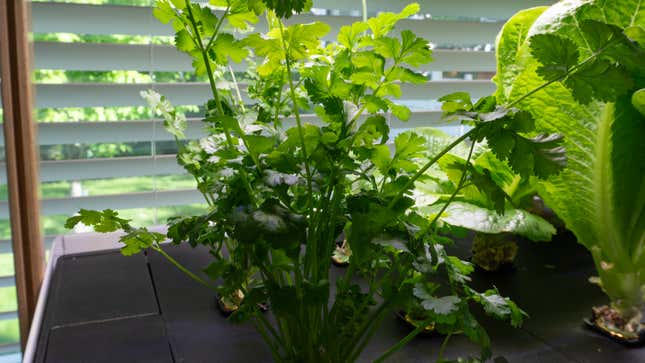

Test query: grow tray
[25,230,645,363]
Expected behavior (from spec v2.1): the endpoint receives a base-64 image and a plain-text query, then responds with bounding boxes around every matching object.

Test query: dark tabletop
[34,232,645,363]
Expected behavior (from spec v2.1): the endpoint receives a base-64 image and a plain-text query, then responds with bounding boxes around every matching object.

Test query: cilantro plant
[66,0,570,361]
[493,0,645,339]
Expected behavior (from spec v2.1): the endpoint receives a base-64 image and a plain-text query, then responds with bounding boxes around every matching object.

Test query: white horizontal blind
[0,0,554,358]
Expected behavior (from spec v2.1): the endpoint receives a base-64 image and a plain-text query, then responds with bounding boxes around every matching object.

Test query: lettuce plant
[493,0,645,337]
[66,0,571,361]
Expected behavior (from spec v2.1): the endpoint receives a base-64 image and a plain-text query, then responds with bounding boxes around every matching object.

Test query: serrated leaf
[263,0,311,18]
[153,0,176,24]
[356,115,389,145]
[338,21,369,49]
[394,131,426,160]
[399,30,432,66]
[474,289,527,328]
[211,34,248,63]
[421,295,461,315]
[564,59,633,104]
[389,102,411,121]
[175,29,195,52]
[530,33,579,81]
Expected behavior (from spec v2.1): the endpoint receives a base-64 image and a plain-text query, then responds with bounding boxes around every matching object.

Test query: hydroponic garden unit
[28,0,645,362]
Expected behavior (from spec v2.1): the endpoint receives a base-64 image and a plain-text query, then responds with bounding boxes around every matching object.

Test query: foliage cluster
[493,0,645,330]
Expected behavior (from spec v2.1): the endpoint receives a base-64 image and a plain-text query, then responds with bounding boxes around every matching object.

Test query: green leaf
[153,0,176,24]
[530,33,580,81]
[338,21,369,50]
[473,289,527,328]
[356,115,389,145]
[563,59,633,104]
[387,66,427,84]
[495,0,645,312]
[394,131,426,160]
[439,92,472,113]
[65,209,130,233]
[389,102,411,121]
[398,30,432,67]
[175,29,195,52]
[263,0,311,18]
[366,3,419,37]
[492,6,548,103]
[420,201,556,242]
[476,109,566,179]
[211,34,248,63]
[420,295,461,315]
[370,145,391,174]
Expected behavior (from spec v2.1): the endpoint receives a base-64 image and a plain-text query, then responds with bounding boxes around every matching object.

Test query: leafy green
[420,201,556,242]
[495,0,645,318]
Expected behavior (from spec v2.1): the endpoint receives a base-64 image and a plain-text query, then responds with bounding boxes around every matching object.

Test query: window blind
[0,0,554,358]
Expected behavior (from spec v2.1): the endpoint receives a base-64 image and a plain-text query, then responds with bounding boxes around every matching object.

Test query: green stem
[346,301,392,362]
[228,64,246,113]
[436,333,452,363]
[277,20,314,210]
[151,243,217,292]
[252,318,282,362]
[206,5,230,51]
[373,318,434,363]
[184,1,258,202]
[361,0,367,22]
[428,139,476,228]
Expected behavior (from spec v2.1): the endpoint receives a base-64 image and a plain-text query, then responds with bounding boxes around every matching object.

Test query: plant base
[584,305,645,346]
[471,233,518,272]
[331,239,350,267]
[215,290,269,316]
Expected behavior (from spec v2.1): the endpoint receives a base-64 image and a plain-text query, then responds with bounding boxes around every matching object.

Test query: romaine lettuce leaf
[494,0,645,315]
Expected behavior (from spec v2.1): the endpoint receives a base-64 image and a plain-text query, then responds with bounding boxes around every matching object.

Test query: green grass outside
[0,319,19,346]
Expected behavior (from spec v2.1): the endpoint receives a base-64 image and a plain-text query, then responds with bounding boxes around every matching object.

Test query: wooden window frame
[0,0,46,350]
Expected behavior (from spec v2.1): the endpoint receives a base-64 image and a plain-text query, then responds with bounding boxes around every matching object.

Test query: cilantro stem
[277,21,315,210]
[437,333,452,362]
[151,243,218,293]
[373,318,435,363]
[428,139,476,228]
[184,2,259,202]
[206,5,230,51]
[228,64,246,113]
[361,0,368,22]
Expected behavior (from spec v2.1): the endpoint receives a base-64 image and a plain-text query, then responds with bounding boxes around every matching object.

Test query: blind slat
[32,3,502,45]
[35,81,495,108]
[314,0,553,20]
[2,110,448,146]
[34,42,496,73]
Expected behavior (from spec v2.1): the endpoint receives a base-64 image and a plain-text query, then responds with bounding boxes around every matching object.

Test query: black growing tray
[34,232,645,362]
